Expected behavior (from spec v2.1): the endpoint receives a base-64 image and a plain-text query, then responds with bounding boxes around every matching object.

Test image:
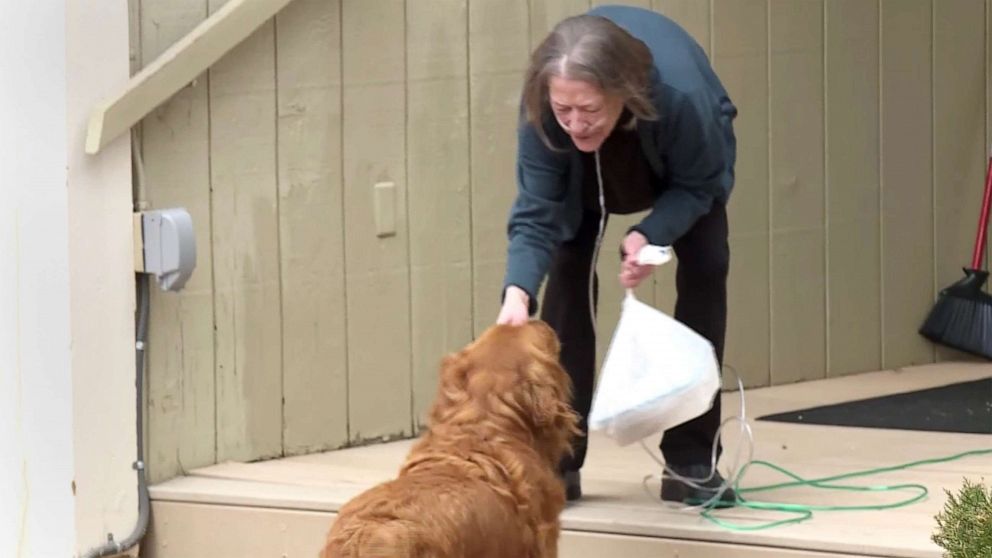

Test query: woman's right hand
[496,285,530,326]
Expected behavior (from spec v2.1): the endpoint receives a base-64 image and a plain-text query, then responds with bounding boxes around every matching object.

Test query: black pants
[541,202,729,471]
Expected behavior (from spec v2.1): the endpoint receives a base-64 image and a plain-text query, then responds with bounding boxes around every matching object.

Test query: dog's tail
[320,518,421,558]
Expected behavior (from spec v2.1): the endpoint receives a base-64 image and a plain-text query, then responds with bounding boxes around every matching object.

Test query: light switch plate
[373,181,396,238]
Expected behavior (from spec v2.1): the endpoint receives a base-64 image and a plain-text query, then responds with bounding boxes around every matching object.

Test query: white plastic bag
[588,289,721,446]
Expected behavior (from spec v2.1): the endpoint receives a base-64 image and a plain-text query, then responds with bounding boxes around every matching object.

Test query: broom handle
[972,150,992,270]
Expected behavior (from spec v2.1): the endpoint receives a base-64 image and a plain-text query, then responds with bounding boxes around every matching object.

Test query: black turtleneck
[580,109,660,215]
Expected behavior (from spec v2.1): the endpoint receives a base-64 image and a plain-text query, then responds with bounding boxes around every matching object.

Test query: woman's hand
[496,285,530,326]
[619,231,653,288]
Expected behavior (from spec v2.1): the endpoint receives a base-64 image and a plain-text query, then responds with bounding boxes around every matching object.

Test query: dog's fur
[320,320,581,558]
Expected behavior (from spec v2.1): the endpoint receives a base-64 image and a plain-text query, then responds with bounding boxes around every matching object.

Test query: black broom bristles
[919,269,992,360]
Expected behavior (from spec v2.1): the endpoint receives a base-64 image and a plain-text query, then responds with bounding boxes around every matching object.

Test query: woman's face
[548,75,625,153]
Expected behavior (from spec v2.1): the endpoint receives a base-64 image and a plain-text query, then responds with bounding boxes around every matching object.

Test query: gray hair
[521,14,658,149]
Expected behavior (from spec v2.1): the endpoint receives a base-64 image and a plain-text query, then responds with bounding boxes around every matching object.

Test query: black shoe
[562,470,582,501]
[660,464,737,508]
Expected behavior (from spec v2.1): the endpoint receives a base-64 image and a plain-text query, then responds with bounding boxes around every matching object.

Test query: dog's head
[429,320,581,465]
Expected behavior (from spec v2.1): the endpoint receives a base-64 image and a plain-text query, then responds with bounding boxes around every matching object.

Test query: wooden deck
[144,362,992,558]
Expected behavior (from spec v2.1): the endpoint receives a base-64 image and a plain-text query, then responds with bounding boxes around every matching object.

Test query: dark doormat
[756,378,992,434]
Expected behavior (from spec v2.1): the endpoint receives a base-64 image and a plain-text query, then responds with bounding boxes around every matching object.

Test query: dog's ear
[520,359,570,428]
[427,351,473,423]
[529,378,560,429]
[518,357,581,464]
[439,352,468,387]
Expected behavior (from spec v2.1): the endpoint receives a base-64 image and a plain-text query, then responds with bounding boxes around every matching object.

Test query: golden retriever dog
[320,320,580,558]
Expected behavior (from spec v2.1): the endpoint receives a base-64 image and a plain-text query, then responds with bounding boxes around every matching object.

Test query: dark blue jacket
[503,4,738,313]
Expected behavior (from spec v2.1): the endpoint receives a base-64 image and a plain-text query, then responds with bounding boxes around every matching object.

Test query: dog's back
[320,467,530,558]
[320,512,417,558]
[321,464,535,558]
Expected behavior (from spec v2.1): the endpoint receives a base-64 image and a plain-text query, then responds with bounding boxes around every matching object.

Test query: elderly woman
[496,5,738,507]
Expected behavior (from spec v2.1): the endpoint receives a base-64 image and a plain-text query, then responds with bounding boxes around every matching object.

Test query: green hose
[696,448,992,531]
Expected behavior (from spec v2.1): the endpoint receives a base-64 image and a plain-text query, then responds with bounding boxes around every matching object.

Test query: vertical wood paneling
[769,0,825,385]
[825,0,881,377]
[208,0,282,462]
[592,0,650,8]
[275,0,347,454]
[652,0,711,55]
[528,0,590,50]
[140,0,217,483]
[933,0,987,362]
[135,0,992,480]
[880,0,934,368]
[342,0,412,441]
[469,0,530,336]
[713,0,770,388]
[407,0,473,427]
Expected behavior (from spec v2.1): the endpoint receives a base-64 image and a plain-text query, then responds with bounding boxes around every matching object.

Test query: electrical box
[136,208,196,292]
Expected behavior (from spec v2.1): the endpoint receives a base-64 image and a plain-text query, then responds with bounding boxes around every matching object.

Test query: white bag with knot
[588,289,721,446]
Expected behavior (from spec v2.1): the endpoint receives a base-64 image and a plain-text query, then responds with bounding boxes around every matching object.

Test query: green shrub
[932,477,992,558]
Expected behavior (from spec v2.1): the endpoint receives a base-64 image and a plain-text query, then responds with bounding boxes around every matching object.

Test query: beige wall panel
[469,0,530,335]
[652,0,711,55]
[825,0,882,377]
[136,0,992,474]
[592,0,650,8]
[342,0,412,441]
[769,0,826,385]
[933,0,988,362]
[276,0,348,454]
[407,0,473,427]
[879,0,935,368]
[529,0,590,50]
[140,0,217,483]
[208,0,283,462]
[713,0,770,388]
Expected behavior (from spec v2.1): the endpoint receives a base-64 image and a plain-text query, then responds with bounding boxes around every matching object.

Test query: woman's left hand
[619,231,653,288]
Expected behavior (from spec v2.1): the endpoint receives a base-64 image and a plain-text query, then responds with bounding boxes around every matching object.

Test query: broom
[919,149,992,359]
